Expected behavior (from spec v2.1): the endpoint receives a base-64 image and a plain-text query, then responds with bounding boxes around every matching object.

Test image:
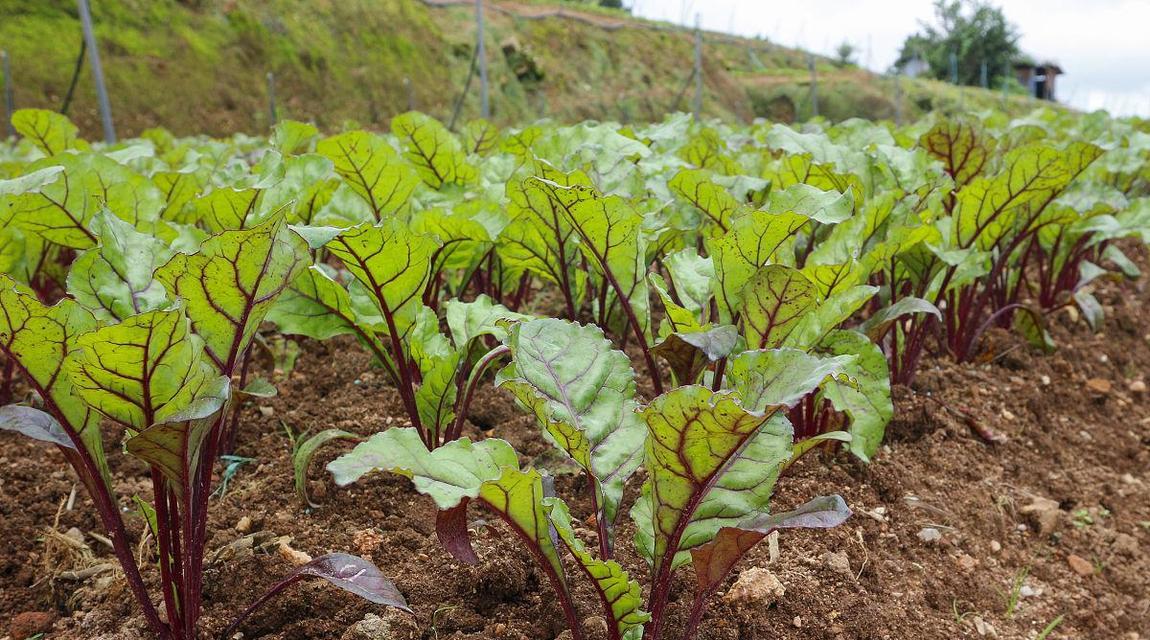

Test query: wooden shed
[1014,61,1063,101]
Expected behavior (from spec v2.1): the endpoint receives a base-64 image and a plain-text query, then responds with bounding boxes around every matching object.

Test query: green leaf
[561,192,651,339]
[462,119,500,156]
[325,221,439,342]
[544,497,649,638]
[316,131,419,220]
[326,427,517,507]
[651,325,739,386]
[192,187,261,232]
[271,120,320,155]
[68,308,228,432]
[1013,306,1056,353]
[860,297,941,343]
[12,109,86,155]
[156,216,308,374]
[0,277,106,482]
[765,183,853,224]
[294,429,362,508]
[125,408,225,500]
[497,169,592,311]
[444,294,530,348]
[635,386,793,571]
[8,154,164,249]
[741,265,818,349]
[498,319,645,534]
[267,265,367,341]
[668,169,743,232]
[392,112,477,189]
[66,211,175,321]
[727,348,855,412]
[817,330,892,461]
[707,211,809,322]
[664,248,715,315]
[919,119,993,188]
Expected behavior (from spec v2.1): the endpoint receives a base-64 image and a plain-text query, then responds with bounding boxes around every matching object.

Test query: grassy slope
[0,0,1058,138]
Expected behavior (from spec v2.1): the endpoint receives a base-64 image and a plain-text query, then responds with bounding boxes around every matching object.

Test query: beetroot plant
[328,318,850,640]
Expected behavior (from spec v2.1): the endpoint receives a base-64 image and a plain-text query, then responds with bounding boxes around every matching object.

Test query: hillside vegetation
[1,0,1059,137]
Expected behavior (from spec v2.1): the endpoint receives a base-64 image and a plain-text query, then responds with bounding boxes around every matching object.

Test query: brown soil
[3,267,1150,639]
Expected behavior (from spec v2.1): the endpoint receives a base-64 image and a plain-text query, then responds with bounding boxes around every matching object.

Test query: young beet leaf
[392,111,478,189]
[66,211,175,321]
[327,430,589,635]
[497,165,594,320]
[497,318,646,554]
[631,382,850,640]
[316,131,420,221]
[68,307,229,636]
[0,278,169,637]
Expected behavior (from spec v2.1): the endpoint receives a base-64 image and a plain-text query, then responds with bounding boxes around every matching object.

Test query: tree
[894,0,1020,86]
[834,42,858,68]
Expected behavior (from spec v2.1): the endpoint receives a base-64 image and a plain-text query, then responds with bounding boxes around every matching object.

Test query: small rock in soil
[792,616,802,628]
[955,553,977,572]
[989,540,1002,553]
[277,540,312,566]
[1085,377,1112,394]
[972,615,997,637]
[1067,554,1094,576]
[917,527,942,543]
[340,610,419,640]
[10,611,55,640]
[235,516,252,533]
[582,616,608,637]
[723,567,785,606]
[1129,380,1147,394]
[822,551,852,578]
[1020,496,1064,536]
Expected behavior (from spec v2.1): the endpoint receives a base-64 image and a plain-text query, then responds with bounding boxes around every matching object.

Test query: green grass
[0,0,1066,138]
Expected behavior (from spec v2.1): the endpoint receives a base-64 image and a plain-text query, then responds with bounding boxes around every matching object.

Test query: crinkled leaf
[707,211,809,322]
[741,265,818,349]
[9,154,163,249]
[325,221,439,342]
[818,330,892,461]
[0,278,105,480]
[316,131,419,220]
[156,216,308,374]
[12,109,85,155]
[634,386,793,571]
[67,211,174,321]
[392,112,477,188]
[68,308,227,431]
[498,319,644,534]
[669,169,743,232]
[727,348,855,412]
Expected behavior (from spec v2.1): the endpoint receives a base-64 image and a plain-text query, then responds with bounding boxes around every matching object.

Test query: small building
[1013,60,1063,101]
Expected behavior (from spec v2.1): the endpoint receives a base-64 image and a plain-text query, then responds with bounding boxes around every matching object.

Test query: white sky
[630,0,1150,117]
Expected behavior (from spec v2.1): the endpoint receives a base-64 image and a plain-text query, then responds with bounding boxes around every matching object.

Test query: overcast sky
[630,0,1150,117]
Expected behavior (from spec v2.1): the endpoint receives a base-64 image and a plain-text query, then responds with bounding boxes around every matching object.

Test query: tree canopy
[895,0,1021,87]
